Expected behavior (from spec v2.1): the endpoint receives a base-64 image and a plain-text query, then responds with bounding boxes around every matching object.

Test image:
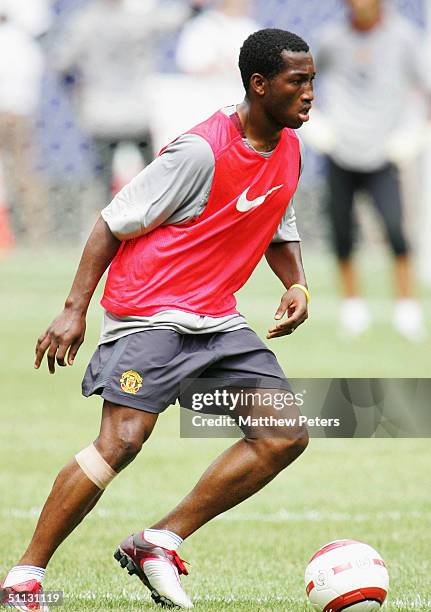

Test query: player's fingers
[281,312,302,328]
[35,331,49,357]
[56,344,69,367]
[283,303,308,326]
[274,297,289,320]
[67,336,84,366]
[34,335,50,369]
[269,320,296,334]
[267,310,308,338]
[269,312,300,333]
[47,343,59,374]
[268,320,297,337]
[277,313,307,333]
[35,331,47,351]
[267,329,294,339]
[267,327,295,339]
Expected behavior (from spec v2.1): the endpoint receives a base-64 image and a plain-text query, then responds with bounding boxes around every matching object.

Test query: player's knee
[389,232,409,256]
[336,243,353,261]
[291,427,309,454]
[97,431,144,471]
[255,428,309,471]
[114,435,143,468]
[283,428,309,462]
[95,408,154,471]
[330,222,353,260]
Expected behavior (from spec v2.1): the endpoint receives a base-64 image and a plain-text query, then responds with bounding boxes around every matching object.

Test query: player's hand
[34,308,86,374]
[267,287,308,339]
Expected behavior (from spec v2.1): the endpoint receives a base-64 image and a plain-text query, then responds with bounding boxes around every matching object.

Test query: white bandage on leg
[75,444,117,490]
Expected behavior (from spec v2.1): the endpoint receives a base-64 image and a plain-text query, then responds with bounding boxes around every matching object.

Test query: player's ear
[249,73,267,97]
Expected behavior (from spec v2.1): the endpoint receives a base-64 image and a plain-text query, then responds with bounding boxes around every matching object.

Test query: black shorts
[82,328,290,413]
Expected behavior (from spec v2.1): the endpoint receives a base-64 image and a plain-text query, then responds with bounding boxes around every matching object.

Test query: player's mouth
[298,105,312,122]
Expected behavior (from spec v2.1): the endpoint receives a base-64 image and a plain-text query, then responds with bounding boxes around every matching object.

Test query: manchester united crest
[120,370,143,394]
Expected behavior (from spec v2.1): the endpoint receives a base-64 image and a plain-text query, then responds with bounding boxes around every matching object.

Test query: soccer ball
[305,539,389,611]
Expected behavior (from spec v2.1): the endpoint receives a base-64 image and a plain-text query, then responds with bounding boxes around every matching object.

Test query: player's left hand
[267,287,308,339]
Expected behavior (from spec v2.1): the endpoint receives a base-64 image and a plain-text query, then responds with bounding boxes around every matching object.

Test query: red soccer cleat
[0,579,49,611]
[114,532,193,608]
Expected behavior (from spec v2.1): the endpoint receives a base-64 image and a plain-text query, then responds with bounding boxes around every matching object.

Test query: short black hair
[239,28,310,92]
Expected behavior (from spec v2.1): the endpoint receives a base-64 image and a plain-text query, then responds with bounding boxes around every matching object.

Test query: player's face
[346,0,381,21]
[264,51,315,129]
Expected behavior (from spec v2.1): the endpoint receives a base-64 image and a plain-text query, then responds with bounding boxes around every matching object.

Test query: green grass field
[1,249,430,611]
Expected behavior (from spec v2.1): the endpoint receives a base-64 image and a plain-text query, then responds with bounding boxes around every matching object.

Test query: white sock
[3,566,45,587]
[144,528,183,551]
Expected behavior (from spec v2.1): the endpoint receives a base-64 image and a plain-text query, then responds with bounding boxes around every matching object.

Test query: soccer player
[2,29,315,610]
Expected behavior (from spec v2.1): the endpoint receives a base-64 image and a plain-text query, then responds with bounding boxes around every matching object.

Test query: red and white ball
[305,539,389,611]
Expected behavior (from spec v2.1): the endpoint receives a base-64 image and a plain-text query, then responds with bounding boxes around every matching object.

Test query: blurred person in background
[176,0,259,79]
[161,0,259,147]
[54,0,195,204]
[304,0,430,341]
[0,7,48,245]
[0,0,51,38]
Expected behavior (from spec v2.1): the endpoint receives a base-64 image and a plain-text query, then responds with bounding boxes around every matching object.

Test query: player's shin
[17,445,117,569]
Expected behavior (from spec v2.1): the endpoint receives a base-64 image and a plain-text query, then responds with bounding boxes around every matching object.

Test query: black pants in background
[326,158,409,260]
[93,134,154,203]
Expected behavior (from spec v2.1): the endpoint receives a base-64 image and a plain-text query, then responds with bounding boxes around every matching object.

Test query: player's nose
[301,84,314,102]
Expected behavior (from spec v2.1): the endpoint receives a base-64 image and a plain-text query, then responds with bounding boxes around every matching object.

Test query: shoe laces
[167,550,189,576]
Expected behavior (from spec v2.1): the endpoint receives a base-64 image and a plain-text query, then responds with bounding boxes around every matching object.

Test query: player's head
[345,0,382,29]
[239,29,315,129]
[219,0,251,16]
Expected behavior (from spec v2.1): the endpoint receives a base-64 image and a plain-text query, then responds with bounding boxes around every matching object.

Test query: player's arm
[265,205,308,339]
[101,134,214,240]
[35,134,214,373]
[35,217,121,373]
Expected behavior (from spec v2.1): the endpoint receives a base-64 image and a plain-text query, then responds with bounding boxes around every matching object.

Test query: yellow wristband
[289,283,310,303]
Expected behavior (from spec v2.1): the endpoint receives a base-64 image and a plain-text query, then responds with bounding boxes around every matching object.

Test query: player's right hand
[34,308,86,374]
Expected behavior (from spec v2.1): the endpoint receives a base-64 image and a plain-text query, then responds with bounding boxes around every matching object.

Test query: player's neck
[236,100,282,153]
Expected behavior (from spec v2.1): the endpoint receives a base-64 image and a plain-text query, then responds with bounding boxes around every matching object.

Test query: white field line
[214,509,431,522]
[2,507,431,523]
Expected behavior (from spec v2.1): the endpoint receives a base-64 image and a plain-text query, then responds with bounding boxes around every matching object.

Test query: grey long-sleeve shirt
[313,7,431,171]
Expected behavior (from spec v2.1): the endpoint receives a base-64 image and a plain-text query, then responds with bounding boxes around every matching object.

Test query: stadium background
[1,1,430,610]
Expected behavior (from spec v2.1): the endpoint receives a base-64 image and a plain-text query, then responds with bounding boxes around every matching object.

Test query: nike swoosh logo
[236,184,284,212]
